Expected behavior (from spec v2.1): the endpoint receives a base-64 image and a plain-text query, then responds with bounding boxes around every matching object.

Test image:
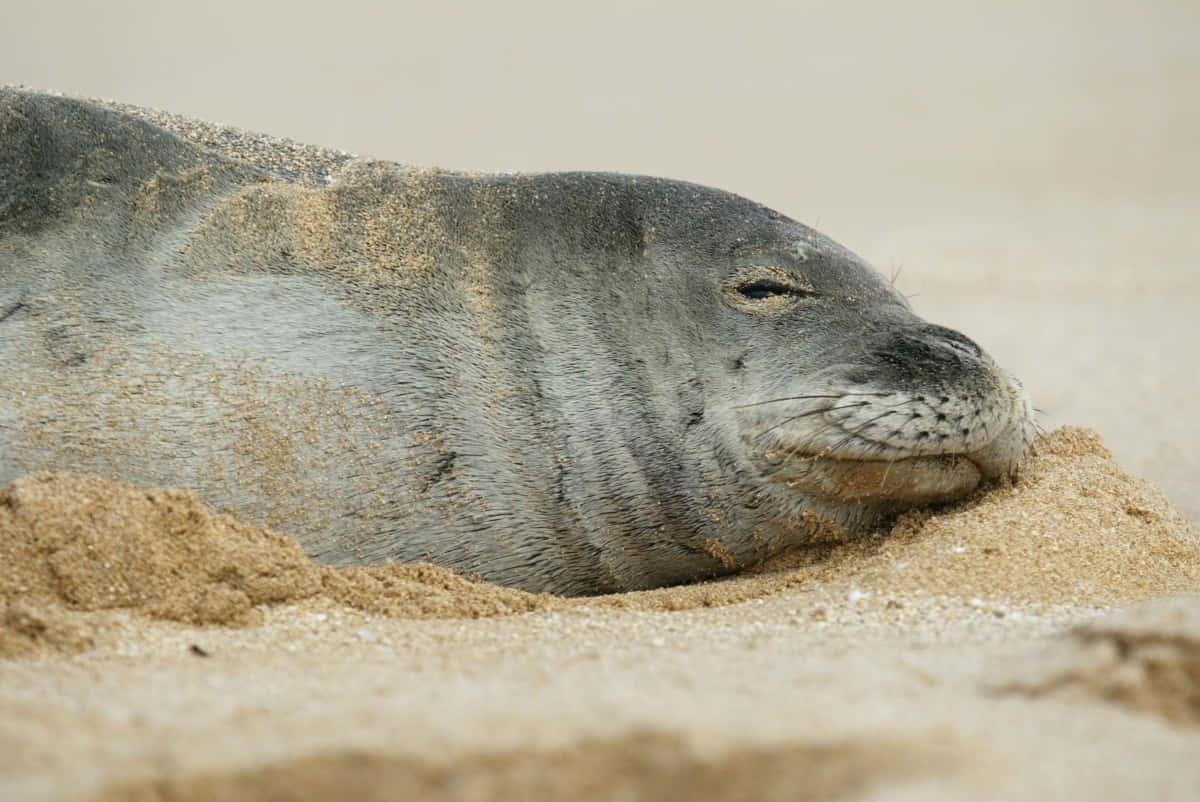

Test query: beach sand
[2,1,1198,798]
[3,429,1198,800]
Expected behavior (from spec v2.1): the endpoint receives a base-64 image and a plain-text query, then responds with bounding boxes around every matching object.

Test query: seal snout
[738,315,1035,518]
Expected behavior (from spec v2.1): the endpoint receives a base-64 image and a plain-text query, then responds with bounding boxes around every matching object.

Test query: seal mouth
[778,453,983,507]
[741,360,1035,511]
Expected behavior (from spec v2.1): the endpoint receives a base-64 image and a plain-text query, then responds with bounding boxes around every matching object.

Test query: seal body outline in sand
[0,89,1034,594]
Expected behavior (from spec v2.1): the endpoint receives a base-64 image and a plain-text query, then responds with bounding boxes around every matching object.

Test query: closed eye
[737,279,810,300]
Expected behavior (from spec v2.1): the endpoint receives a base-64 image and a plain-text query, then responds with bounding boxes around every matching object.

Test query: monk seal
[0,89,1035,595]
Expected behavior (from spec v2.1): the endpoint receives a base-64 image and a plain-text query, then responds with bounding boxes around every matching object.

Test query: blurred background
[3,0,1197,520]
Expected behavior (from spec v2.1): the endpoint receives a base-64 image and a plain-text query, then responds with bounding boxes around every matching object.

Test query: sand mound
[987,594,1200,727]
[3,427,1197,658]
[0,474,553,657]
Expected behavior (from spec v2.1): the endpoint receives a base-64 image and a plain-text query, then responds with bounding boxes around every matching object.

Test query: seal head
[602,188,1034,544]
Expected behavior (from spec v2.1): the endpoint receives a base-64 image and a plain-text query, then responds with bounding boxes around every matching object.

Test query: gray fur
[0,90,1035,595]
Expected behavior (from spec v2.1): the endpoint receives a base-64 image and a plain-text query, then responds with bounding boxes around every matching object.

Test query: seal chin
[779,454,983,507]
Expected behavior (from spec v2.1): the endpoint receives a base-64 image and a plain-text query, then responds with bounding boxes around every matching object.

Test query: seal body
[0,90,1035,594]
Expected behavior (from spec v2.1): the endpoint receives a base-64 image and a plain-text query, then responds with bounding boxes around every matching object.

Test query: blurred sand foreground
[2,1,1199,799]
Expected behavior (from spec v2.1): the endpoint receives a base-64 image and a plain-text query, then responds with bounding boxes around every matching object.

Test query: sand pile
[0,474,553,658]
[3,427,1197,661]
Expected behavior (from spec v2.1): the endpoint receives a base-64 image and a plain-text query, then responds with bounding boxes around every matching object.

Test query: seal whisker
[879,455,898,489]
[787,395,922,458]
[734,391,891,410]
[752,402,870,443]
[752,390,930,448]
[818,409,908,458]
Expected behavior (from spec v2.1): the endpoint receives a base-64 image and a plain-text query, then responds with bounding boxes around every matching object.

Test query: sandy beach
[2,1,1198,799]
[4,430,1199,800]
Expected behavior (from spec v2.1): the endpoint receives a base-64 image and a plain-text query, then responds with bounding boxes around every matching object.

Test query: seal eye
[723,268,814,312]
[738,279,799,300]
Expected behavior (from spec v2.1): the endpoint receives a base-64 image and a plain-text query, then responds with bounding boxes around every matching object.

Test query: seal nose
[924,324,982,359]
[869,324,984,376]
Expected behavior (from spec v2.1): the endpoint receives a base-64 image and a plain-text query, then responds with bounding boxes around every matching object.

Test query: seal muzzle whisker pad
[0,90,1035,595]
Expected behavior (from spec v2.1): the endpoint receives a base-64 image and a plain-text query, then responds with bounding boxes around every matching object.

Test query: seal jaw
[780,453,983,507]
